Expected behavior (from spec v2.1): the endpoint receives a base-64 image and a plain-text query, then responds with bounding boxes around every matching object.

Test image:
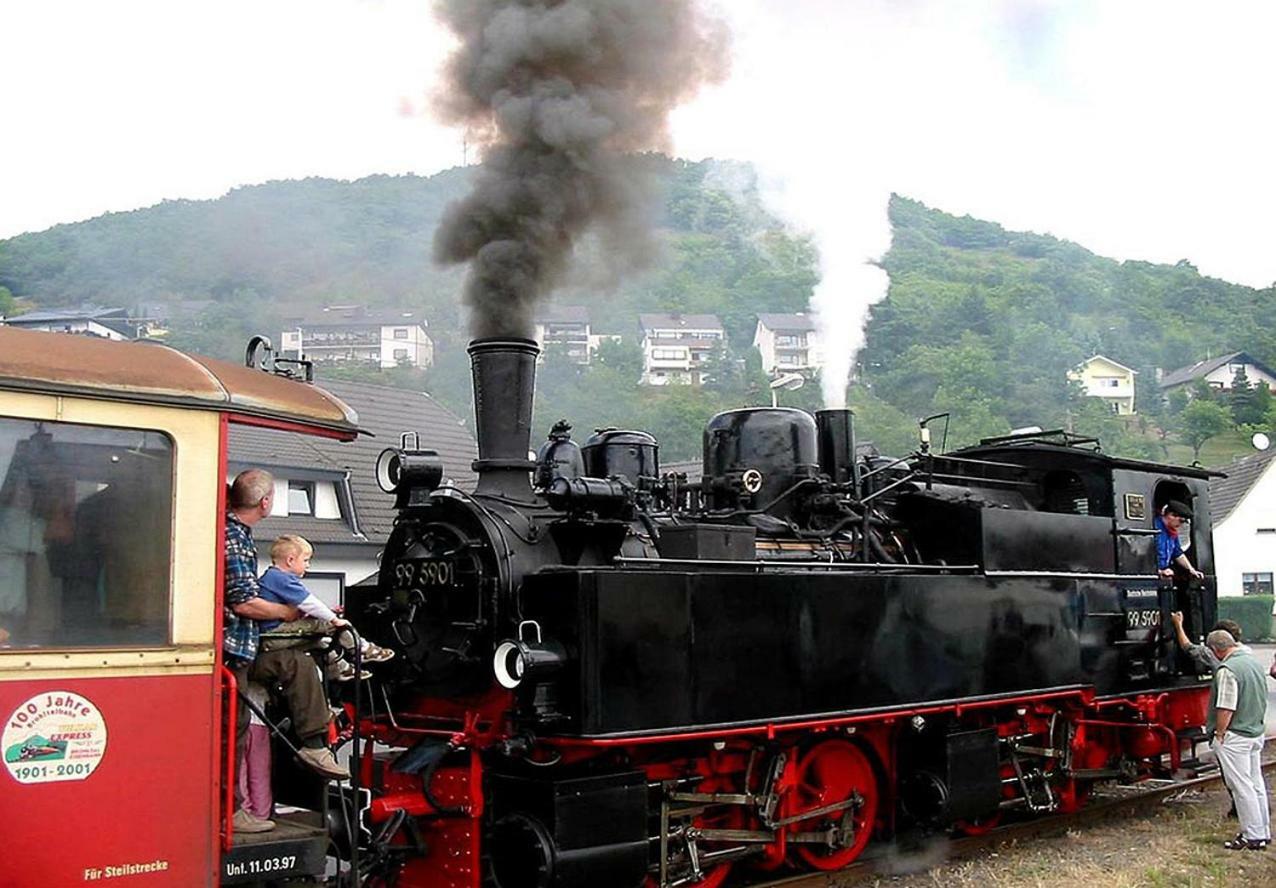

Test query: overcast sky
[4,0,1275,292]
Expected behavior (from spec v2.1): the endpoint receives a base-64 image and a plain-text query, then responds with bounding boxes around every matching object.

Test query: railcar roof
[951,441,1224,480]
[0,328,359,437]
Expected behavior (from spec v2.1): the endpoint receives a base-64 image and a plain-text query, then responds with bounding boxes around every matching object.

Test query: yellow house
[1068,354,1137,415]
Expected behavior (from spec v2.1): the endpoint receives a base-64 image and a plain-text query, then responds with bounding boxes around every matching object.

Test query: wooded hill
[2,160,1273,463]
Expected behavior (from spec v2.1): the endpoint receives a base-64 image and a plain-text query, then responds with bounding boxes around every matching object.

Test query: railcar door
[0,394,223,886]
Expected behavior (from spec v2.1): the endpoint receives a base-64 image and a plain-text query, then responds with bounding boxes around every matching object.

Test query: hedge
[1216,595,1275,643]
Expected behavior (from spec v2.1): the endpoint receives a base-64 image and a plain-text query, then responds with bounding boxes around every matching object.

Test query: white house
[1068,354,1138,415]
[0,306,141,341]
[1159,351,1276,396]
[1208,447,1276,598]
[638,313,725,385]
[534,305,593,364]
[280,306,433,370]
[753,313,822,376]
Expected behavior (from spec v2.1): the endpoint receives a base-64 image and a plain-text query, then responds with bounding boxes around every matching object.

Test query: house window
[393,328,409,339]
[301,571,346,610]
[652,348,686,360]
[1241,572,1273,595]
[288,481,315,516]
[393,348,409,361]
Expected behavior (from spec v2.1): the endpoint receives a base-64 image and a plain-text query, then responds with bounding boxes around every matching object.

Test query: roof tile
[1208,447,1276,523]
[228,378,478,544]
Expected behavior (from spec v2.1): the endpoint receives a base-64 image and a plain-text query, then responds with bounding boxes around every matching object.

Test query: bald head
[1205,628,1237,655]
[229,469,274,524]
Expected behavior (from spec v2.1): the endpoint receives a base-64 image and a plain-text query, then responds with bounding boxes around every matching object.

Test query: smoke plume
[432,0,729,339]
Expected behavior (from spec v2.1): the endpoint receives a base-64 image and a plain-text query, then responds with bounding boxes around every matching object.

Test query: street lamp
[769,372,805,407]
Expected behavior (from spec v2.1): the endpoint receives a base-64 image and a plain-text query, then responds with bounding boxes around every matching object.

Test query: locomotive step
[222,811,327,884]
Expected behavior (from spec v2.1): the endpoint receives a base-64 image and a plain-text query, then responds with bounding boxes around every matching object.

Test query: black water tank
[703,408,818,515]
[581,429,659,489]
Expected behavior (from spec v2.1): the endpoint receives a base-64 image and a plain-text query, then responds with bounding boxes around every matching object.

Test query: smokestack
[469,337,539,498]
[816,408,859,488]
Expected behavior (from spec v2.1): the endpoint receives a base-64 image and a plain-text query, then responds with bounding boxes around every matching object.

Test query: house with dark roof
[227,378,477,606]
[638,313,725,385]
[0,306,143,340]
[1159,351,1276,395]
[753,313,822,377]
[1209,445,1276,597]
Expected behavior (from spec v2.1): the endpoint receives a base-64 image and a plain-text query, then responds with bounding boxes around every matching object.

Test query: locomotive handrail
[859,472,922,505]
[985,570,1198,581]
[611,556,980,572]
[549,685,1094,746]
[920,471,1037,488]
[219,664,238,852]
[929,452,1043,471]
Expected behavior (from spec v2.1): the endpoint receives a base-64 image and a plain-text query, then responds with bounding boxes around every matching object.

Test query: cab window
[0,418,173,649]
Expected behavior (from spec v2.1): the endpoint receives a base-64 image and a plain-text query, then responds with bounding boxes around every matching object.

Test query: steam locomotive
[344,337,1218,888]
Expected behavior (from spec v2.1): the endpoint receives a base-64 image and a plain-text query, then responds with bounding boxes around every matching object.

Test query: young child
[258,535,394,680]
[237,681,273,820]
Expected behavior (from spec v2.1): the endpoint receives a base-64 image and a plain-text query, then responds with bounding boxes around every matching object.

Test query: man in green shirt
[1206,629,1270,850]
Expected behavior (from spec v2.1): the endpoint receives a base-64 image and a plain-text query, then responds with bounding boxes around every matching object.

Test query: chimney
[469,337,539,498]
[816,408,860,488]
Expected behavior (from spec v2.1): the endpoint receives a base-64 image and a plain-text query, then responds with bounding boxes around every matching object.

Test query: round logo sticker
[3,691,107,784]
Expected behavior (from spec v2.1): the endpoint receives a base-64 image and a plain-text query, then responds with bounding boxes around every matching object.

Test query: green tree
[1166,387,1190,418]
[1189,379,1219,403]
[1253,382,1273,425]
[0,285,15,317]
[594,337,643,381]
[1179,399,1234,461]
[1229,366,1265,425]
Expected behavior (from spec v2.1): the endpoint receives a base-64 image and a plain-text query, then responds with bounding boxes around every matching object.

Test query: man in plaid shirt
[224,470,345,834]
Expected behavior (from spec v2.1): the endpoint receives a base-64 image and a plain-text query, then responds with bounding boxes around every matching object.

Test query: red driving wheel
[953,811,1002,836]
[790,740,878,871]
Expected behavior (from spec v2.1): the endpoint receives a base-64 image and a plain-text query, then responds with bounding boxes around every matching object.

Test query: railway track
[743,757,1276,888]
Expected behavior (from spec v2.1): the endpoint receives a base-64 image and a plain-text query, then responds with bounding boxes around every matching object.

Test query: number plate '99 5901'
[1126,609,1161,629]
[394,559,456,590]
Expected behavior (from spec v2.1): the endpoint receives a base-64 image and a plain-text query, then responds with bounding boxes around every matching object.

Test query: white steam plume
[759,170,891,408]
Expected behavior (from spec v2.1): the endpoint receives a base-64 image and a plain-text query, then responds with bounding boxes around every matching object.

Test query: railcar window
[0,418,173,649]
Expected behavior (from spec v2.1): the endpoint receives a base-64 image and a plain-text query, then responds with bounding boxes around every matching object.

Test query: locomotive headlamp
[493,621,566,690]
[376,433,444,508]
